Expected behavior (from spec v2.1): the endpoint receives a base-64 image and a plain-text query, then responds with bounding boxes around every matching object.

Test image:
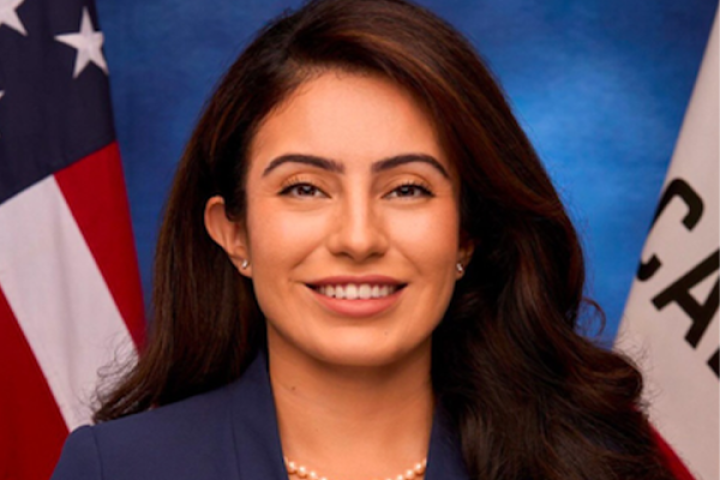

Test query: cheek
[385,202,460,268]
[246,201,327,277]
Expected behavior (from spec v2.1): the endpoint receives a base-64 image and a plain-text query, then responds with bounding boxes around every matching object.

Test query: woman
[52,0,677,479]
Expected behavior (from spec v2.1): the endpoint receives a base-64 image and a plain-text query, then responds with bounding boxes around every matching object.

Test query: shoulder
[51,425,101,480]
[51,383,241,480]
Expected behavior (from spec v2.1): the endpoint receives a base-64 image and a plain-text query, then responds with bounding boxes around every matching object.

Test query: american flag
[0,0,145,478]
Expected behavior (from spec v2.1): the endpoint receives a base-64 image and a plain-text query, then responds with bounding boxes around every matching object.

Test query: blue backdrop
[95,0,718,344]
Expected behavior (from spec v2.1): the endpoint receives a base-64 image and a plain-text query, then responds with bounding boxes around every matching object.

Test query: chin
[266,317,435,370]
[306,333,431,369]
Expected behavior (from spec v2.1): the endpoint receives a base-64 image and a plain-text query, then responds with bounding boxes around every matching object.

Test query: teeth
[316,283,398,299]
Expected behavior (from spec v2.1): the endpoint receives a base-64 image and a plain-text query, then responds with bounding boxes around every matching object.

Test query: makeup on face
[242,71,468,368]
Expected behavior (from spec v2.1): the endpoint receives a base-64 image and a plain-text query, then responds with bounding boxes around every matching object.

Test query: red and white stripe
[0,142,144,478]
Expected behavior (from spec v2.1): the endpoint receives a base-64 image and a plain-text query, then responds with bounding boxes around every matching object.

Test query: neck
[268,333,434,480]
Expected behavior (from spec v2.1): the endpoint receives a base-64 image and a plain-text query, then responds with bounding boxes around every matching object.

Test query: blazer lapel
[425,408,471,480]
[229,352,288,480]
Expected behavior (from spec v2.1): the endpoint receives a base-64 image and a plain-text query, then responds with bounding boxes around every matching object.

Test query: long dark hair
[95,1,674,479]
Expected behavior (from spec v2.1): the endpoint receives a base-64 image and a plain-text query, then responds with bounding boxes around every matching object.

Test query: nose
[326,192,389,262]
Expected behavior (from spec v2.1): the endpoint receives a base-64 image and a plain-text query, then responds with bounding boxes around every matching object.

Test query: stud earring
[240,259,249,269]
[456,263,464,274]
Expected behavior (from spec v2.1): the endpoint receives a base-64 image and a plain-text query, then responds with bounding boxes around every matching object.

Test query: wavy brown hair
[95,1,675,479]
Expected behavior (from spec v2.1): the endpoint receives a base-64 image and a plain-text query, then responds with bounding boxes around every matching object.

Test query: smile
[314,284,401,300]
[305,276,407,317]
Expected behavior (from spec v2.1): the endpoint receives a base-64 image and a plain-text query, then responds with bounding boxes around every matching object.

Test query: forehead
[247,70,450,174]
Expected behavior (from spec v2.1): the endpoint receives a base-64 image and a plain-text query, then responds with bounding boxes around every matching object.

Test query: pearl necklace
[284,456,427,480]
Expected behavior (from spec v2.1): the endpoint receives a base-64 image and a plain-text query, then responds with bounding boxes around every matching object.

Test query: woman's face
[209,70,471,368]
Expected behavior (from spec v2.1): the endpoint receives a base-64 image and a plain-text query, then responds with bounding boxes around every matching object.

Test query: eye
[386,182,434,199]
[279,182,327,198]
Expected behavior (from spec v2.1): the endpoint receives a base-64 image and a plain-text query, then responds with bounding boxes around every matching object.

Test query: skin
[205,70,472,480]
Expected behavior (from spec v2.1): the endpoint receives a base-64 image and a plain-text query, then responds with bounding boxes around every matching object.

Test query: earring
[240,259,249,269]
[456,263,464,274]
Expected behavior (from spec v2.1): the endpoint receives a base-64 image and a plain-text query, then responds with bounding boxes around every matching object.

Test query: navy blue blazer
[51,353,470,480]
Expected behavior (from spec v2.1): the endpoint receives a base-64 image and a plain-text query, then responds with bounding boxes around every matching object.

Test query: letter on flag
[617,11,719,480]
[0,1,145,478]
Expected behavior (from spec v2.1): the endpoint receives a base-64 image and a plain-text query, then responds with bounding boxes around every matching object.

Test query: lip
[304,275,406,318]
[305,275,404,287]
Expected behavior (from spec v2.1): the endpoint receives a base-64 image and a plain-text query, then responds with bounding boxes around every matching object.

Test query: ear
[456,234,475,278]
[204,195,252,277]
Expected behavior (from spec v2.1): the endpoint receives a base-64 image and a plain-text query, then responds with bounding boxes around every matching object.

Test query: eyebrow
[261,153,449,178]
[372,154,449,178]
[262,154,344,176]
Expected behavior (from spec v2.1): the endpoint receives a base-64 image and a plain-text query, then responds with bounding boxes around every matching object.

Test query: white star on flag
[55,7,108,78]
[0,0,27,36]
